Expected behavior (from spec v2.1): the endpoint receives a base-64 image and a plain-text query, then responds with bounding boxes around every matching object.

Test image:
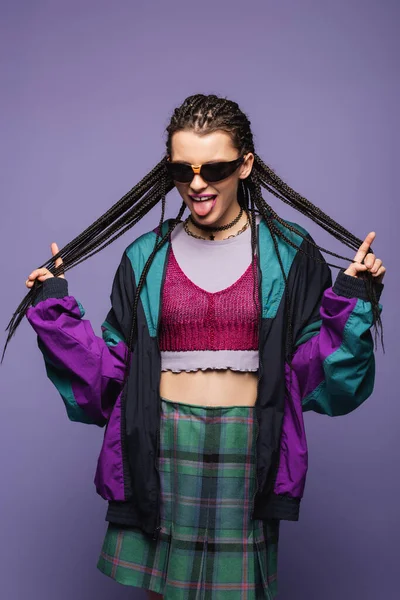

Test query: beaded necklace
[184,210,251,241]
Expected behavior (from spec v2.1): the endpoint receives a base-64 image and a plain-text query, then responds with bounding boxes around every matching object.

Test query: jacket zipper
[152,230,172,541]
[152,413,162,540]
[251,395,260,519]
[152,418,162,540]
[254,220,274,600]
[251,221,263,520]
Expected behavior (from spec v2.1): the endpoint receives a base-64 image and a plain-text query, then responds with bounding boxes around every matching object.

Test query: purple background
[1,1,398,598]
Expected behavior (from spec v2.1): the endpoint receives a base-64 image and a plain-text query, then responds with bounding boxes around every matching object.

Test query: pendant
[209,233,215,240]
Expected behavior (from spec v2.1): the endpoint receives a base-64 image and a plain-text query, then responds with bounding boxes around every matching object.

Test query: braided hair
[3,93,383,373]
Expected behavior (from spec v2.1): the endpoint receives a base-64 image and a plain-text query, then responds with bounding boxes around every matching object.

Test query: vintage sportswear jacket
[26,217,384,540]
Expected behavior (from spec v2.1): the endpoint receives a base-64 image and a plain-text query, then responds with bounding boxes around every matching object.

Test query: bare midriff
[159,369,258,407]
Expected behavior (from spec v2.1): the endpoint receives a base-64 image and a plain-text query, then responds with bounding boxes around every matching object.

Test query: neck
[188,206,250,241]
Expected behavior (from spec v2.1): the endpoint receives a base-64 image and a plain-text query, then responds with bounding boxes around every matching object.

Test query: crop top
[159,214,262,373]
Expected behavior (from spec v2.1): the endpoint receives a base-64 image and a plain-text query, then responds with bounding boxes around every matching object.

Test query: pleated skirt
[97,396,279,599]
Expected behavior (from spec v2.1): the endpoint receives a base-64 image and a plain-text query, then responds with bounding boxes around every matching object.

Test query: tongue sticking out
[191,196,217,217]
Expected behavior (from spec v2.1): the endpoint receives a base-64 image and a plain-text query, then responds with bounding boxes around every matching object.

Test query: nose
[189,173,208,191]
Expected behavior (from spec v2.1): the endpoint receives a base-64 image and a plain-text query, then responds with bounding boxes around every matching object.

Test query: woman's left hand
[344,232,386,284]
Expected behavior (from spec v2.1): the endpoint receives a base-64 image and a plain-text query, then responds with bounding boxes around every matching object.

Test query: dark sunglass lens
[202,161,239,182]
[166,163,192,183]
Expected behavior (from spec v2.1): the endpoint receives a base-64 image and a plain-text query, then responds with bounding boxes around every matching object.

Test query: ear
[239,153,254,179]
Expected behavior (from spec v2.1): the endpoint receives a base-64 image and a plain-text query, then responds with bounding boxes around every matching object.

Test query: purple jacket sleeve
[290,266,384,417]
[26,251,134,426]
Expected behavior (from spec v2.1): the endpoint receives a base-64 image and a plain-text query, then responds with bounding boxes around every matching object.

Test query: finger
[364,253,376,269]
[27,274,52,287]
[25,268,53,287]
[344,263,368,277]
[27,268,51,280]
[51,242,62,264]
[369,259,382,274]
[373,266,386,280]
[51,242,64,268]
[353,232,376,264]
[51,242,65,278]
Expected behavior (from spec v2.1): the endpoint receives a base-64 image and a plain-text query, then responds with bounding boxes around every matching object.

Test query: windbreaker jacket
[26,217,384,540]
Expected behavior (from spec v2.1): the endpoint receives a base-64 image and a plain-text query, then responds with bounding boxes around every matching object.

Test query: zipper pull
[152,525,161,541]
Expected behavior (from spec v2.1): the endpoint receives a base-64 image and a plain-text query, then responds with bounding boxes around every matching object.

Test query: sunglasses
[165,155,246,183]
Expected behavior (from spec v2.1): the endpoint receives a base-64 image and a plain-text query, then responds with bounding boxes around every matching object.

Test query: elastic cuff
[254,492,300,521]
[332,269,384,302]
[32,278,69,307]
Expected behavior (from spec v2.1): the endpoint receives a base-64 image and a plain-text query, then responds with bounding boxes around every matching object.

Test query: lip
[189,194,217,201]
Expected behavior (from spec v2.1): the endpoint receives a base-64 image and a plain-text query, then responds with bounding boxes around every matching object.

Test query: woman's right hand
[25,242,65,289]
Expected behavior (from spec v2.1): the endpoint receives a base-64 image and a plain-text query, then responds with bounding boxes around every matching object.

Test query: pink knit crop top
[159,216,261,373]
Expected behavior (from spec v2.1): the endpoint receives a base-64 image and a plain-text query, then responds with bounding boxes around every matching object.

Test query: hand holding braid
[344,232,386,283]
[25,242,65,288]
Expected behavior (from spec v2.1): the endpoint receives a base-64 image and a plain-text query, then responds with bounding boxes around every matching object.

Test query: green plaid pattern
[97,397,279,599]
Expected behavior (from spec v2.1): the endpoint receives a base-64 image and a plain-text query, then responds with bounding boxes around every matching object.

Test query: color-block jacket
[26,217,384,539]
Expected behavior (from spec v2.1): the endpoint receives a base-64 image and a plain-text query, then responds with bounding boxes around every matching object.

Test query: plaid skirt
[97,396,279,599]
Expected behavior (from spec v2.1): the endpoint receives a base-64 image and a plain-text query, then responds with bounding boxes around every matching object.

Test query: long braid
[123,198,186,382]
[247,175,300,431]
[3,92,384,368]
[166,93,383,351]
[254,155,362,249]
[2,159,172,362]
[247,176,294,358]
[249,162,383,350]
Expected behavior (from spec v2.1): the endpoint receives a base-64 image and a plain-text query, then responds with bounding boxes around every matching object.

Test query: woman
[16,94,385,599]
